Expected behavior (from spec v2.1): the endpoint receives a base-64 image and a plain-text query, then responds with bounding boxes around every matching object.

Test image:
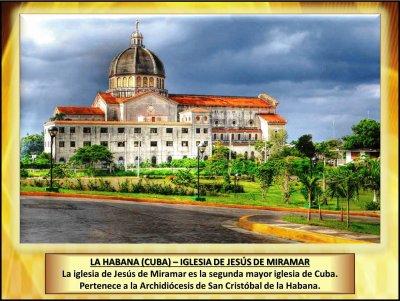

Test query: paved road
[20,196,297,244]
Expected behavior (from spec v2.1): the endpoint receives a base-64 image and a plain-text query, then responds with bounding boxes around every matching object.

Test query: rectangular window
[150,128,158,134]
[221,134,223,140]
[203,128,208,134]
[204,141,208,146]
[166,141,173,147]
[100,141,108,147]
[70,141,76,147]
[118,128,125,133]
[134,141,142,147]
[182,141,189,147]
[150,141,157,147]
[70,127,75,134]
[238,134,241,140]
[118,142,125,147]
[213,134,217,140]
[83,141,91,146]
[196,141,200,146]
[83,127,91,133]
[59,141,65,147]
[134,128,141,133]
[255,134,258,140]
[59,127,65,133]
[248,134,251,140]
[100,128,108,133]
[231,133,234,140]
[196,128,201,134]
[182,128,188,134]
[166,128,173,134]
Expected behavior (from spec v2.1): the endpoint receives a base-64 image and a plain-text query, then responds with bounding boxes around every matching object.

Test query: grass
[20,175,376,211]
[282,215,380,235]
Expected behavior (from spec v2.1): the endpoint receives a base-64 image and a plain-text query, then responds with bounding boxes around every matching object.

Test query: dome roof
[109,46,165,77]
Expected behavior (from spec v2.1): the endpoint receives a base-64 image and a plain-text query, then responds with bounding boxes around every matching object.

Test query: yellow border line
[238,215,374,244]
[20,191,380,217]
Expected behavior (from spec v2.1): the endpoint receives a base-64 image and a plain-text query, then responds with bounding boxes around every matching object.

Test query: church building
[44,21,287,168]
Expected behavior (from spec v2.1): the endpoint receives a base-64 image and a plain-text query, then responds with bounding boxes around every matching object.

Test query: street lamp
[194,142,207,202]
[310,156,318,177]
[46,126,59,192]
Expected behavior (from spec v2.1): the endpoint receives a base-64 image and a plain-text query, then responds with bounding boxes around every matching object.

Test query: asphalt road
[20,196,297,244]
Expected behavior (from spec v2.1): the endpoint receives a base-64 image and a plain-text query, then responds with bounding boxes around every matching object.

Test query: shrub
[20,168,29,178]
[365,200,380,211]
[171,169,196,188]
[47,165,70,178]
[118,179,130,193]
[98,179,115,192]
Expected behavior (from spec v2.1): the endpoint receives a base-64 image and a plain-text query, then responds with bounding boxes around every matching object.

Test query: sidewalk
[239,215,380,244]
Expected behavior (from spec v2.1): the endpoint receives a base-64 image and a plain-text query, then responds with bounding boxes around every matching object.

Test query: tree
[359,158,380,204]
[254,140,273,162]
[298,174,320,221]
[326,165,361,227]
[342,118,380,149]
[295,134,316,159]
[50,113,66,121]
[205,142,229,176]
[171,169,196,188]
[20,132,44,157]
[231,159,257,176]
[276,156,299,204]
[315,141,335,205]
[269,129,288,155]
[255,160,282,200]
[69,144,113,169]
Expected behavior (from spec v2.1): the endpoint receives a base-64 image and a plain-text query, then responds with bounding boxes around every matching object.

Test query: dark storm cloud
[20,15,380,141]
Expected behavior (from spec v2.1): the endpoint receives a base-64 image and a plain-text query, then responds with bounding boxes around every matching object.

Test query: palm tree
[327,165,361,228]
[361,158,380,204]
[298,174,320,221]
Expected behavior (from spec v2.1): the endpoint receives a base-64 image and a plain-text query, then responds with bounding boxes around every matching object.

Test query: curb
[20,191,380,218]
[238,215,373,244]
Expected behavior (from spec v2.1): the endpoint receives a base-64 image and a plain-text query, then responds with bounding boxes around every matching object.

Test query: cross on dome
[131,19,143,47]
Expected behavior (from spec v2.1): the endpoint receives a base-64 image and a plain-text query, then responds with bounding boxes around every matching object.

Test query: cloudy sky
[20,14,380,142]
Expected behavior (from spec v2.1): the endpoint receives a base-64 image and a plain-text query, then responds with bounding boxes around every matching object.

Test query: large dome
[109,47,165,77]
[107,20,168,98]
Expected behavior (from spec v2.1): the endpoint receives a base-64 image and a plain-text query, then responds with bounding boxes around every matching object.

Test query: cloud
[20,15,380,142]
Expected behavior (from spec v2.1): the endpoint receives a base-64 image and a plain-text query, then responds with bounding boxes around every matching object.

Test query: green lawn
[282,215,380,235]
[20,175,376,211]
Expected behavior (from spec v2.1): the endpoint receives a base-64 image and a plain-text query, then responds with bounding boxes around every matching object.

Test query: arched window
[167,156,172,164]
[244,151,248,160]
[157,78,160,88]
[123,77,127,87]
[149,77,154,87]
[183,155,187,159]
[137,76,141,87]
[151,156,157,166]
[220,134,223,140]
[143,77,148,87]
[203,155,209,161]
[255,134,258,140]
[118,157,124,166]
[59,157,65,163]
[215,120,219,126]
[117,77,122,87]
[232,120,236,126]
[129,76,134,87]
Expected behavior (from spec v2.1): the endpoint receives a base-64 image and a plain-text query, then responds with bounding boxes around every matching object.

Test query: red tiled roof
[258,114,287,124]
[97,91,156,104]
[169,94,272,108]
[212,128,261,133]
[55,106,104,115]
[97,92,129,104]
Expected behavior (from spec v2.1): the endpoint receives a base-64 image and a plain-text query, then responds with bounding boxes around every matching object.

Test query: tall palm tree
[298,174,320,221]
[327,166,361,227]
